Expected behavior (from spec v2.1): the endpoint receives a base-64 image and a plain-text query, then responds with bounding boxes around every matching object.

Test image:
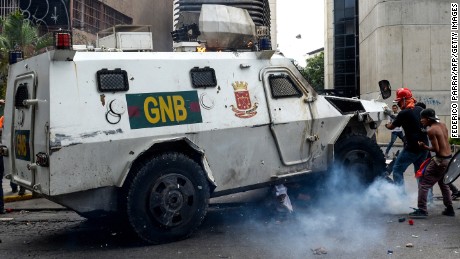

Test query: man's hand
[383,107,396,119]
[418,141,428,151]
[383,108,392,116]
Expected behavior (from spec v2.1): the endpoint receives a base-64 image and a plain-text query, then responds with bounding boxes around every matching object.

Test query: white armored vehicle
[2,5,387,244]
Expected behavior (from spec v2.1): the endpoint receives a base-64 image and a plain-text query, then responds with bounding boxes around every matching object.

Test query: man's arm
[385,122,396,130]
[419,128,440,153]
[386,110,403,130]
[383,108,396,119]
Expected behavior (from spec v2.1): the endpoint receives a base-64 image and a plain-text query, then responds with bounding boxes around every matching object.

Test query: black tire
[126,152,210,244]
[334,134,386,184]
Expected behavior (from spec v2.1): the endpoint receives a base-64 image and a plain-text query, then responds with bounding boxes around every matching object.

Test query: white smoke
[239,168,418,257]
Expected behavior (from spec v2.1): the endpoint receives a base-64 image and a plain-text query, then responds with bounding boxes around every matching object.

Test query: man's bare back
[426,122,451,157]
[418,108,451,157]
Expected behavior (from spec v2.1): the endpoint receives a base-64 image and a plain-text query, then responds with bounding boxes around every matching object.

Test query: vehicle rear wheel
[126,152,210,244]
[335,134,386,184]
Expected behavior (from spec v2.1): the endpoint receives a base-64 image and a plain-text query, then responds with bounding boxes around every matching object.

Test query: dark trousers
[385,131,404,155]
[393,149,428,187]
[10,181,17,191]
[449,183,459,194]
[418,157,452,212]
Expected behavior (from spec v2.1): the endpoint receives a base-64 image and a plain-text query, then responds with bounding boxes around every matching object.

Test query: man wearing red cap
[409,108,454,218]
[385,88,428,189]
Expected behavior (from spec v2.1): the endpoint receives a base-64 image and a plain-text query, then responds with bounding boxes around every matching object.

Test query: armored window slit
[15,83,29,108]
[97,68,129,92]
[268,74,302,99]
[190,67,217,88]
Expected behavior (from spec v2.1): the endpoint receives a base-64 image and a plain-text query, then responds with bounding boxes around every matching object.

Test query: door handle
[27,163,37,170]
[23,99,41,106]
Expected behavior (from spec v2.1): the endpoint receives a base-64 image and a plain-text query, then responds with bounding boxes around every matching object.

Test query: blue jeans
[392,148,428,187]
[385,131,404,155]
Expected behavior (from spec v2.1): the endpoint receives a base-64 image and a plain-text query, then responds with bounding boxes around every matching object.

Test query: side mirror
[378,80,391,100]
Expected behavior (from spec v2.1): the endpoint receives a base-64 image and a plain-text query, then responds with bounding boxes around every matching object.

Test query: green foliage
[0,11,38,56]
[0,11,52,99]
[450,138,460,145]
[301,51,324,92]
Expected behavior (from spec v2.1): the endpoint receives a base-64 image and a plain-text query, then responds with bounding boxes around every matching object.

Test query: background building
[325,0,359,98]
[71,0,133,46]
[305,47,324,60]
[326,0,452,142]
[131,0,172,51]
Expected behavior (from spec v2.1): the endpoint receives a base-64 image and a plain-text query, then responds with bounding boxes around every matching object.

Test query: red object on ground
[408,219,414,225]
[5,208,13,213]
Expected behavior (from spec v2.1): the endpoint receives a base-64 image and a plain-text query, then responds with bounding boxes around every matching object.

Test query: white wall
[324,0,334,89]
[359,0,451,143]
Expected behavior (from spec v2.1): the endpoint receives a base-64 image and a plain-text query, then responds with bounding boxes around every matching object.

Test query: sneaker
[18,188,25,196]
[409,208,428,219]
[11,188,18,193]
[442,206,455,217]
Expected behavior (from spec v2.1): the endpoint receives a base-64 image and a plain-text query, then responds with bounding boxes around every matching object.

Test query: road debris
[408,219,414,225]
[398,217,406,222]
[387,250,393,255]
[311,247,327,255]
[406,243,414,248]
[275,184,293,213]
[411,235,419,238]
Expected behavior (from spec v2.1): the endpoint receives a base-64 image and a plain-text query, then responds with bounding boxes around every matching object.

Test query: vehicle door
[260,68,314,166]
[10,72,37,188]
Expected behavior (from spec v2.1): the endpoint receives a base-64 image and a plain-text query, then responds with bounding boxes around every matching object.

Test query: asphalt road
[1,173,460,259]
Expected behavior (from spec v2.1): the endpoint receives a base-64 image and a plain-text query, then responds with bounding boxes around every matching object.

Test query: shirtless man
[409,108,454,218]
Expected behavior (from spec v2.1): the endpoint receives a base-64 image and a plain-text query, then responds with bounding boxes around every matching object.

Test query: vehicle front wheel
[126,152,210,244]
[334,134,386,185]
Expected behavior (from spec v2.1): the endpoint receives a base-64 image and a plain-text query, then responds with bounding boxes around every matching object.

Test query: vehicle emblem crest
[231,81,258,118]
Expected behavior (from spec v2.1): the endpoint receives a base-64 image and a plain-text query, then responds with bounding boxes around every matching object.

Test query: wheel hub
[343,150,372,176]
[163,189,184,211]
[148,173,196,227]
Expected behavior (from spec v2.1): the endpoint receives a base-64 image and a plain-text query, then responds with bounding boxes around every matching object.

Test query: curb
[3,193,33,203]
